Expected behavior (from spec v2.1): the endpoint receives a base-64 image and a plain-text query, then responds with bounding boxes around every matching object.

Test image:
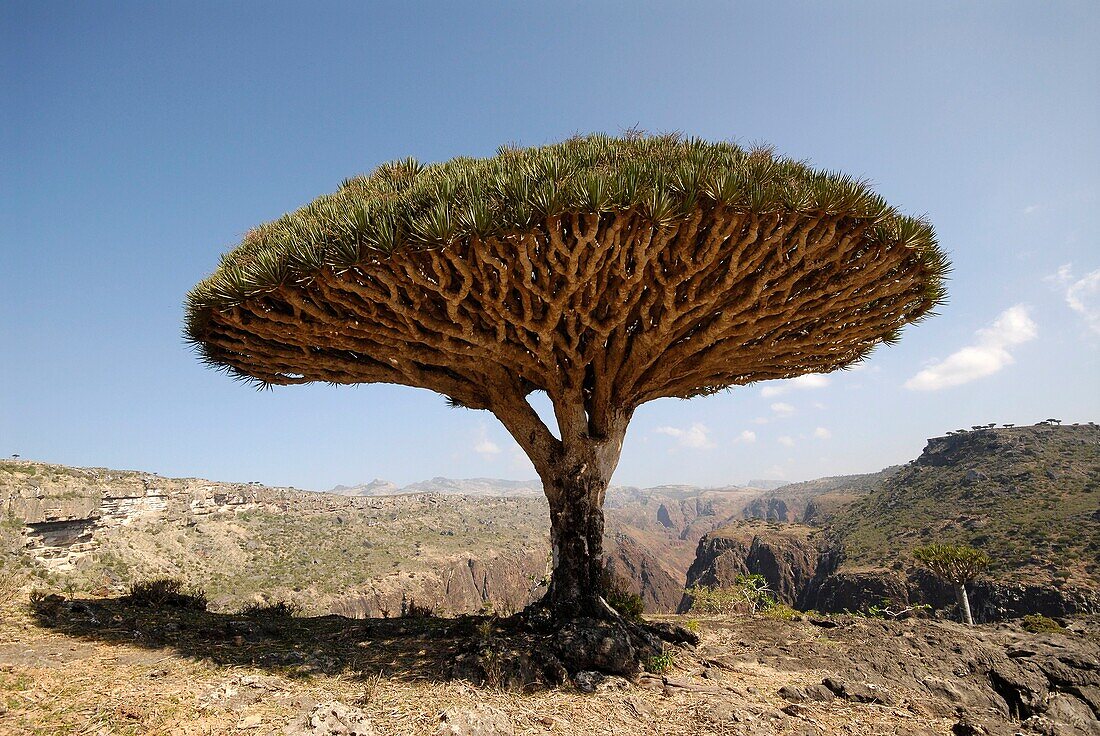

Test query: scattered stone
[822,677,896,706]
[436,704,513,736]
[950,720,986,736]
[779,685,807,702]
[781,703,809,717]
[804,684,836,703]
[785,722,824,736]
[700,700,746,724]
[662,675,724,694]
[576,668,629,690]
[779,684,835,704]
[238,714,262,729]
[288,701,374,736]
[573,670,602,693]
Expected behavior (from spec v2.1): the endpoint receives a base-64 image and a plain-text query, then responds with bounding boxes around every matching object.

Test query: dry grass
[0,588,964,736]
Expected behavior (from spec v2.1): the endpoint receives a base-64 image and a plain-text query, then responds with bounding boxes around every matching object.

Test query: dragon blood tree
[914,543,989,625]
[186,134,947,622]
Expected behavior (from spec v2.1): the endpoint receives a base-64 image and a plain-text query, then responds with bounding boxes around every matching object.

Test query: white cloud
[760,373,830,398]
[904,304,1038,391]
[733,430,757,444]
[472,425,502,457]
[770,402,795,417]
[1022,204,1040,215]
[812,401,826,410]
[474,438,501,456]
[752,417,770,425]
[1048,264,1100,334]
[813,427,832,440]
[777,435,795,447]
[655,423,715,449]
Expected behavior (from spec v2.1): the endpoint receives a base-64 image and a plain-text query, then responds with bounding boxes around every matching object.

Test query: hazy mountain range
[328,477,786,497]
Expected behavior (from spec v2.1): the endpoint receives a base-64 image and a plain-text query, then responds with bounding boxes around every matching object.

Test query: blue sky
[3,2,1098,490]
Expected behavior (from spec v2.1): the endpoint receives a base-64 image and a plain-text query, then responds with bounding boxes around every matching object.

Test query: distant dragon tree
[185,134,947,630]
[915,543,989,625]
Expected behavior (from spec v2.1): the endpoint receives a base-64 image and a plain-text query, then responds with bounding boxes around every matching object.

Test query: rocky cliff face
[678,521,826,612]
[327,551,547,618]
[2,463,268,571]
[602,486,765,611]
[682,519,1100,621]
[680,424,1100,621]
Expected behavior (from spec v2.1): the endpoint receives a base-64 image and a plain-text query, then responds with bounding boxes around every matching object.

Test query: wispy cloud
[474,436,501,457]
[770,402,795,417]
[1022,204,1040,215]
[813,427,832,440]
[777,435,795,447]
[760,373,830,398]
[733,430,757,444]
[472,425,502,457]
[1047,264,1100,334]
[655,423,715,449]
[904,305,1037,391]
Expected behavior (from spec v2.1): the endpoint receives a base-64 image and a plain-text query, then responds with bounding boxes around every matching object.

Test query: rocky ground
[2,591,1097,736]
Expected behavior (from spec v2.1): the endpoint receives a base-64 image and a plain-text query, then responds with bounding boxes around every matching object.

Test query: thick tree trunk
[953,582,974,625]
[492,392,629,621]
[545,471,609,616]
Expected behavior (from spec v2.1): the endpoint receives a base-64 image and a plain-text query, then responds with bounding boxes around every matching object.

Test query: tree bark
[953,582,974,625]
[537,405,630,619]
[491,388,630,620]
[545,469,610,616]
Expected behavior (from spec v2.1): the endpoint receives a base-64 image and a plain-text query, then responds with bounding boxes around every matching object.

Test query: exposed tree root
[449,601,699,690]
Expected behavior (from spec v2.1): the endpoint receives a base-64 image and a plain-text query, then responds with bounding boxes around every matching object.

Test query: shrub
[28,589,65,616]
[0,567,27,606]
[238,600,302,618]
[687,573,776,615]
[600,569,645,620]
[644,651,675,674]
[686,585,740,614]
[400,599,435,618]
[1021,614,1064,634]
[762,603,799,620]
[126,578,207,611]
